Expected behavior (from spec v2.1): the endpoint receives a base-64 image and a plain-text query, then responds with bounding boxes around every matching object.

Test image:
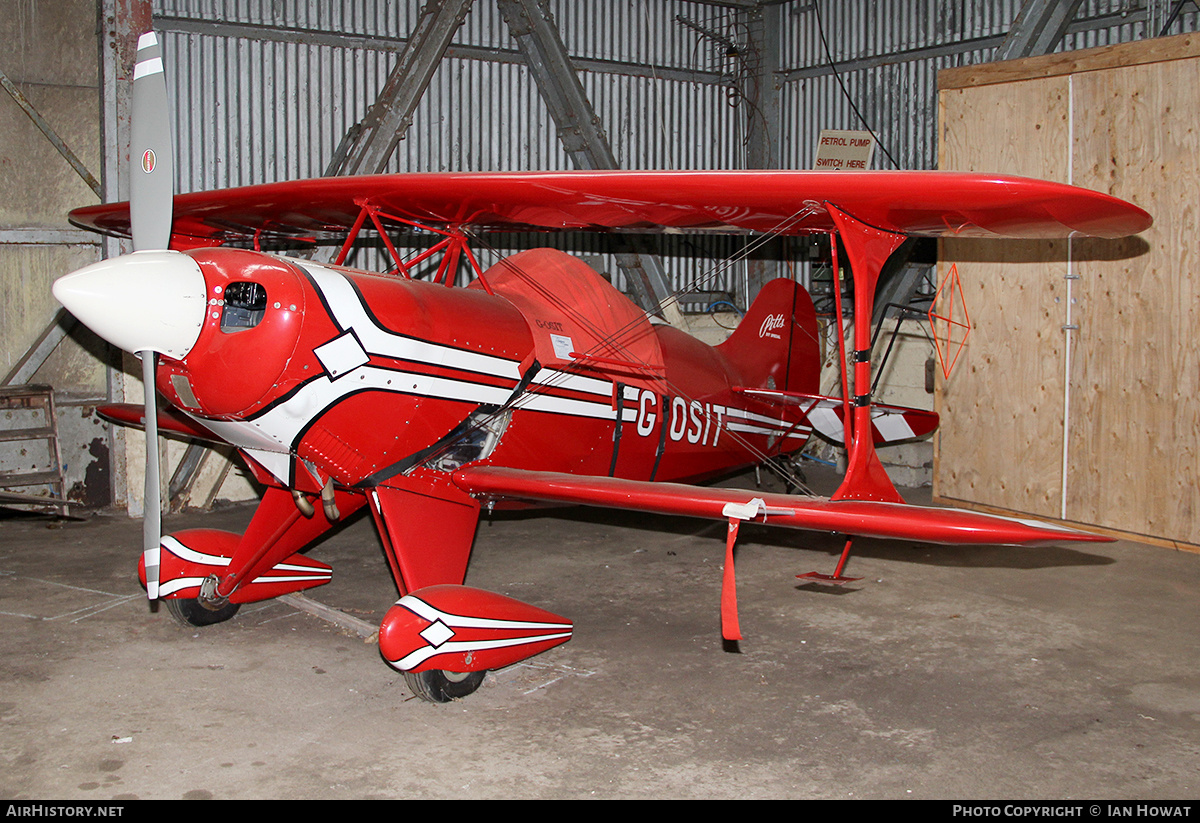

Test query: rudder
[716,278,820,394]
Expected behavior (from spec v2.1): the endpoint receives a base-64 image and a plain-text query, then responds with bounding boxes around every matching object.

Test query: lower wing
[452,465,1109,547]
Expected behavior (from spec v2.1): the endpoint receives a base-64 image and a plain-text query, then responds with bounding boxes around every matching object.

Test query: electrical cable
[810,0,900,170]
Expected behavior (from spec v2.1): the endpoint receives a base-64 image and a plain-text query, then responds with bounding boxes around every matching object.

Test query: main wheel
[164,596,241,627]
[404,669,486,703]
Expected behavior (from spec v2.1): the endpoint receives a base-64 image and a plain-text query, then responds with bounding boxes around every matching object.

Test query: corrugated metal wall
[157,0,744,182]
[781,0,1199,172]
[154,0,752,302]
[147,0,1197,305]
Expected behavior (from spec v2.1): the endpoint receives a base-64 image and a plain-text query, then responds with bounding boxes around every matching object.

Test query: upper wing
[452,465,1110,547]
[68,170,1152,245]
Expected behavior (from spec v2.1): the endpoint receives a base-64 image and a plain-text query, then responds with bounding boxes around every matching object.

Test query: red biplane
[53,33,1151,701]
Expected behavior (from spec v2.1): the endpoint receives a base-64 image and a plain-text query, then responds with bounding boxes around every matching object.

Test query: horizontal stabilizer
[98,402,228,444]
[452,466,1110,547]
[735,388,938,445]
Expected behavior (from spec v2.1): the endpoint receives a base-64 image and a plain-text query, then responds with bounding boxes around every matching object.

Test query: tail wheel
[164,597,240,627]
[404,669,486,703]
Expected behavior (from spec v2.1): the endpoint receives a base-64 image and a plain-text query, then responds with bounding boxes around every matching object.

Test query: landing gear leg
[164,573,240,627]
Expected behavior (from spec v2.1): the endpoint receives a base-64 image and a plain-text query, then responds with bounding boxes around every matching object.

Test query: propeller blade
[141,350,161,599]
[52,31,183,600]
[130,29,173,599]
[129,31,174,251]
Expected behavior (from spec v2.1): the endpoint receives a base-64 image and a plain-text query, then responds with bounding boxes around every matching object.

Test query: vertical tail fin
[716,278,820,394]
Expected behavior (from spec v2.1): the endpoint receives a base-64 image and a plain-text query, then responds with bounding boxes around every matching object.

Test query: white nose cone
[53,250,206,359]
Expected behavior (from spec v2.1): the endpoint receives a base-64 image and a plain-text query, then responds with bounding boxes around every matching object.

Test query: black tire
[164,597,241,627]
[404,669,486,703]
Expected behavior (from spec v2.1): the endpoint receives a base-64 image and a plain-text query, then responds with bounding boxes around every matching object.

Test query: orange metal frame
[334,200,494,295]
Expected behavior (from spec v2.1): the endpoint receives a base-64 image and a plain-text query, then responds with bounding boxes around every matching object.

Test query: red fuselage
[151,247,815,494]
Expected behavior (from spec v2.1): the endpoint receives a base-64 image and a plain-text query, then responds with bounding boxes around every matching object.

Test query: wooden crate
[935,32,1200,550]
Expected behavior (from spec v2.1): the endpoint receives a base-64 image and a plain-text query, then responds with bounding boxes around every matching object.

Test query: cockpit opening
[220,281,268,331]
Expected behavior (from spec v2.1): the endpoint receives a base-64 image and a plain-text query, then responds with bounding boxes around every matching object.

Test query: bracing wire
[447,214,831,496]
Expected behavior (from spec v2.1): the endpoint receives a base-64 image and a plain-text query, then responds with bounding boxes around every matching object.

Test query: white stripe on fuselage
[186,263,806,482]
[304,264,523,382]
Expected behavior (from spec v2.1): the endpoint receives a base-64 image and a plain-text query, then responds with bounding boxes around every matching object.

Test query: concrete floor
[2,470,1199,800]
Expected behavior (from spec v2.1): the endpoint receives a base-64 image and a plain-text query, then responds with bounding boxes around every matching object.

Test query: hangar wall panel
[935,32,1200,550]
[780,0,1199,172]
[154,1,750,303]
[0,0,110,509]
[935,74,1071,521]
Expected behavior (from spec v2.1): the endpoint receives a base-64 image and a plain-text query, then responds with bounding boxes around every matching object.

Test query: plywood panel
[939,31,1200,90]
[935,76,1071,520]
[1068,59,1200,545]
[936,40,1200,549]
